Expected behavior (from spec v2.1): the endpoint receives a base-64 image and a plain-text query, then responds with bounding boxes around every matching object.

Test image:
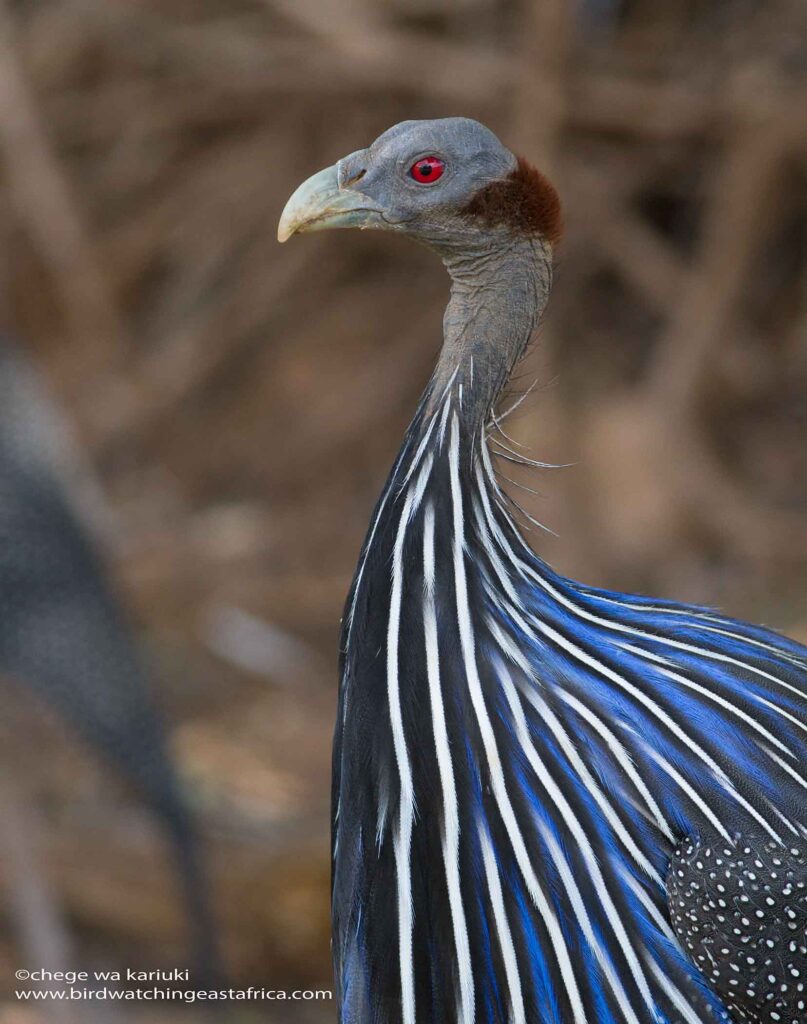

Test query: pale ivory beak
[278,164,382,242]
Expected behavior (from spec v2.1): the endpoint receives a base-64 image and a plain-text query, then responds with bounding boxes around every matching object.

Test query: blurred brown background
[0,0,806,1020]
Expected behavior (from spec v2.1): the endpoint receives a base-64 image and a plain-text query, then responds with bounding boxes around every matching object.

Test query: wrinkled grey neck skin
[423,228,553,433]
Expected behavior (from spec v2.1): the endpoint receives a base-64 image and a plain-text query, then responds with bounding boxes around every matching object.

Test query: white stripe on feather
[516,681,662,885]
[645,956,711,1024]
[763,743,807,793]
[448,415,586,1024]
[619,868,677,944]
[538,822,645,1024]
[556,688,675,841]
[478,823,526,1024]
[479,578,664,879]
[763,797,801,837]
[399,411,438,490]
[386,456,432,1024]
[438,393,453,449]
[479,438,806,737]
[499,667,656,1019]
[423,503,474,1024]
[616,642,796,758]
[638,744,731,842]
[474,494,676,856]
[480,438,794,842]
[525,613,749,823]
[481,444,782,853]
[588,592,807,671]
[519,560,807,714]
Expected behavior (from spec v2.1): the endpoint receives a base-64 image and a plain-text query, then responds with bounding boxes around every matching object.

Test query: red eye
[410,156,445,184]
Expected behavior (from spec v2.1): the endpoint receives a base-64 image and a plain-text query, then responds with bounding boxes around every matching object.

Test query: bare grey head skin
[279,117,560,429]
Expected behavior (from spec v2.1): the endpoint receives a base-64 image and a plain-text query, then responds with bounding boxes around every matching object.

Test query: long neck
[428,231,553,432]
[343,232,553,654]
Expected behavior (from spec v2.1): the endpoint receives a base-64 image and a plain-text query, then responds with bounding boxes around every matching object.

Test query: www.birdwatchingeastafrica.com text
[13,968,333,1003]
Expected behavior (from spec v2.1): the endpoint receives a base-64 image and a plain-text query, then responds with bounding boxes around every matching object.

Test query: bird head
[277,117,561,253]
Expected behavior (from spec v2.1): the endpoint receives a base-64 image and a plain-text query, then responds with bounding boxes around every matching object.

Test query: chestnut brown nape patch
[462,156,563,245]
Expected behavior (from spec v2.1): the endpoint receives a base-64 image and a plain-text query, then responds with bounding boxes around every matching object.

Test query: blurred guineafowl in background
[280,119,807,1024]
[0,337,218,979]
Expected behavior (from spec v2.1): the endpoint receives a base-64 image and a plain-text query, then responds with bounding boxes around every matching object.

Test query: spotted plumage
[669,837,807,1023]
[279,118,807,1024]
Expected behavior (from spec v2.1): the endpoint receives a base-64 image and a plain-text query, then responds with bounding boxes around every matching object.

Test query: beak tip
[277,211,297,243]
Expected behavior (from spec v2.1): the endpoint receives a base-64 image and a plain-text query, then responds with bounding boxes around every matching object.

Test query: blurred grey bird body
[0,339,218,979]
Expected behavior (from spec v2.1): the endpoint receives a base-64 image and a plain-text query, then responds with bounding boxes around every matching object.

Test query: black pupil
[419,162,433,176]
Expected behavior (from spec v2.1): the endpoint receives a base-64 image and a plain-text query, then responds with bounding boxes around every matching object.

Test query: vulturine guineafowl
[0,339,218,979]
[279,119,807,1024]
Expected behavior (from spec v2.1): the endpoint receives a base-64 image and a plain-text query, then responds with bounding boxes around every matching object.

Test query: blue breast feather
[332,411,807,1024]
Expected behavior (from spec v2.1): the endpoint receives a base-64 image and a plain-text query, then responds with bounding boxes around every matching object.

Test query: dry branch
[0,4,125,392]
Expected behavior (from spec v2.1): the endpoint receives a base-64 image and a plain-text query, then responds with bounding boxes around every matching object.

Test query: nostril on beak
[344,168,366,188]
